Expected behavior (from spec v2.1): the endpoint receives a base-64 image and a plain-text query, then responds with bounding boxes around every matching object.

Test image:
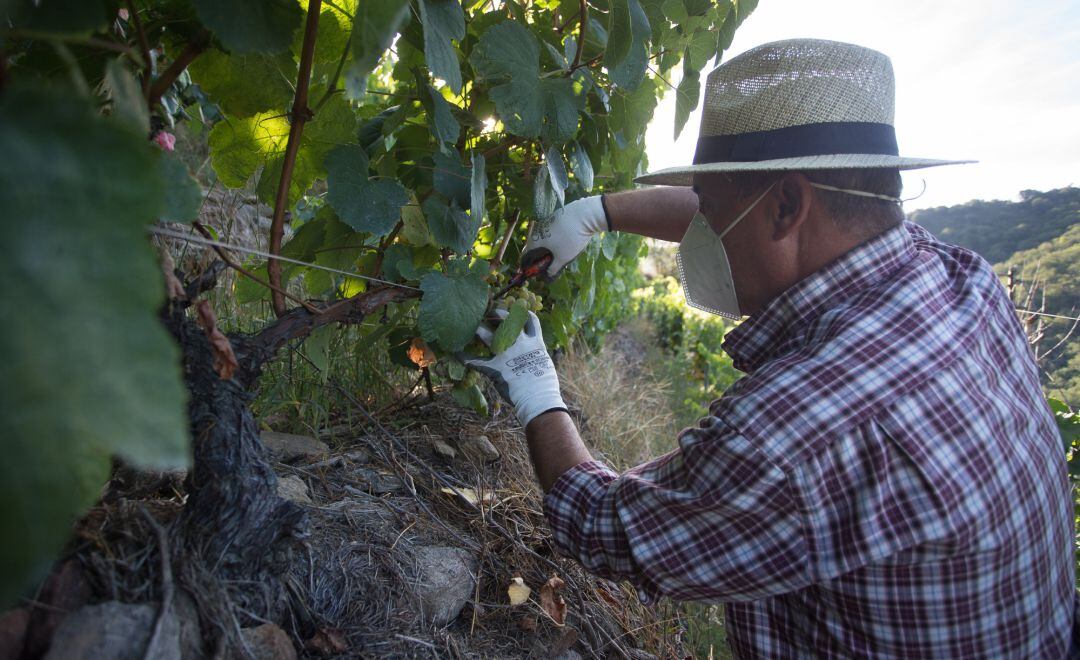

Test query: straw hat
[635,39,972,186]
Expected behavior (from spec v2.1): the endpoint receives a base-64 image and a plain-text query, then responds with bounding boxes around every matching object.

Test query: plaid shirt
[544,222,1075,657]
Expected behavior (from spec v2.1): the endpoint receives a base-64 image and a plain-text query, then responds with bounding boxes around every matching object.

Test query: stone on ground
[44,601,180,660]
[458,435,499,462]
[412,546,478,626]
[276,474,313,505]
[240,623,297,660]
[260,431,329,462]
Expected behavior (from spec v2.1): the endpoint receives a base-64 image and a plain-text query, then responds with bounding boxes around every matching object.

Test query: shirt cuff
[542,459,619,556]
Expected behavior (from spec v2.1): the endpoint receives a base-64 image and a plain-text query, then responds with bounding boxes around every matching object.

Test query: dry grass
[557,318,682,470]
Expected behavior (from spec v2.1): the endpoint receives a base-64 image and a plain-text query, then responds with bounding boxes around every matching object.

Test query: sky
[644,0,1080,210]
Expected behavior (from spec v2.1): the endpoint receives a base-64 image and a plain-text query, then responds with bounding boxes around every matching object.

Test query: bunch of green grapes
[497,286,544,312]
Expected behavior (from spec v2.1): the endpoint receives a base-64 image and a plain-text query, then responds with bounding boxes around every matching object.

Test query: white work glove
[463,309,567,427]
[522,195,609,277]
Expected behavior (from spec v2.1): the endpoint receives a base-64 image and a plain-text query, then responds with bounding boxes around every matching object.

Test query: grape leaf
[208,111,289,187]
[470,152,487,226]
[469,21,583,144]
[0,87,189,605]
[192,0,302,54]
[417,79,460,146]
[325,144,409,237]
[674,67,701,139]
[104,60,149,134]
[491,300,529,353]
[418,0,465,94]
[187,50,295,118]
[569,141,594,191]
[418,268,489,352]
[533,165,558,219]
[609,0,650,91]
[433,149,471,207]
[400,194,433,246]
[451,382,488,416]
[424,196,478,254]
[157,154,202,223]
[5,0,109,35]
[346,0,411,98]
[605,0,633,69]
[545,146,568,207]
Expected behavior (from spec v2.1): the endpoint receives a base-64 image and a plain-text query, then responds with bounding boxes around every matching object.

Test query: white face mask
[676,181,900,319]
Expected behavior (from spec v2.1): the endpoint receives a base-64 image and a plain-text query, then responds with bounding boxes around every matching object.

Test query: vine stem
[570,0,587,71]
[147,30,209,107]
[125,0,153,95]
[490,209,521,271]
[269,0,322,317]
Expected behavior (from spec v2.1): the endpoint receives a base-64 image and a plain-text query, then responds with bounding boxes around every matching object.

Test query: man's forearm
[525,410,594,492]
[604,186,698,242]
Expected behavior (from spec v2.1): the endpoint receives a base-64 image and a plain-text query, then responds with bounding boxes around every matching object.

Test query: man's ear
[771,172,813,241]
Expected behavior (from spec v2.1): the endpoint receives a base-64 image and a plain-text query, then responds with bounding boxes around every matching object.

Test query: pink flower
[152,131,176,152]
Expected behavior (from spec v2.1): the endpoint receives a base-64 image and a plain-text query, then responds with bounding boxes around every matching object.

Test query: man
[466,39,1076,657]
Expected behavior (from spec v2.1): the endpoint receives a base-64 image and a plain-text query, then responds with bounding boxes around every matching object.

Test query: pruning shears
[494,251,553,299]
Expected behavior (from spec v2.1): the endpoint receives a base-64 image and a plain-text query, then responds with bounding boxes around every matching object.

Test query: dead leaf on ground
[550,627,579,656]
[539,575,567,626]
[195,300,238,380]
[440,486,496,506]
[303,627,348,656]
[507,577,531,605]
[408,337,437,368]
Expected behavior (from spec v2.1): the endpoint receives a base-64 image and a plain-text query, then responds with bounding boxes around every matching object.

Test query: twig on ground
[137,505,173,660]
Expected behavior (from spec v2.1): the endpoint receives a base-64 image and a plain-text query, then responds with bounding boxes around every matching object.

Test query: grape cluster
[497,286,543,312]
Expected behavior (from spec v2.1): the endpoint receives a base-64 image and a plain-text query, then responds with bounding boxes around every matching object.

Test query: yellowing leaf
[407,338,436,368]
[507,577,531,605]
[440,486,495,505]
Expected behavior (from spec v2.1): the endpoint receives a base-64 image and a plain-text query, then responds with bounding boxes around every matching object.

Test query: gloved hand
[521,195,609,277]
[463,309,567,427]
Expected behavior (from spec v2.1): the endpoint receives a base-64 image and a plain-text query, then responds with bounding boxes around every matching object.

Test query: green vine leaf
[569,141,594,191]
[346,0,411,98]
[609,0,651,91]
[674,67,701,139]
[491,300,529,353]
[469,21,583,144]
[0,87,189,605]
[208,111,289,188]
[433,149,471,207]
[545,146,568,207]
[187,50,295,118]
[157,154,202,223]
[192,0,303,54]
[451,381,488,416]
[325,144,409,237]
[418,0,466,94]
[418,267,489,352]
[417,79,461,147]
[424,195,478,254]
[605,0,633,69]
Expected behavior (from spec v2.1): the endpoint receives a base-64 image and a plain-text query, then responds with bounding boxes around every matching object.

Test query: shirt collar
[723,223,918,373]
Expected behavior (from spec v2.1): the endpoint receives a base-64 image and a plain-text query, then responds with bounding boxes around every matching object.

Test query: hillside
[909,187,1080,264]
[994,223,1080,402]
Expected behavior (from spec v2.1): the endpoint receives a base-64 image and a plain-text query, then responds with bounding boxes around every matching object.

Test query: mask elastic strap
[717,182,778,240]
[809,182,901,204]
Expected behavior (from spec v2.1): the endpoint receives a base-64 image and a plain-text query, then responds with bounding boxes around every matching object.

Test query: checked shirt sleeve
[542,416,811,604]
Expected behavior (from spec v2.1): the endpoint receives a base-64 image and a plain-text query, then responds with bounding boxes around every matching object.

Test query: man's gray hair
[731,169,905,239]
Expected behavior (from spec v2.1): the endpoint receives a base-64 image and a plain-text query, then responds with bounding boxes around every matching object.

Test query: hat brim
[634,154,976,186]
